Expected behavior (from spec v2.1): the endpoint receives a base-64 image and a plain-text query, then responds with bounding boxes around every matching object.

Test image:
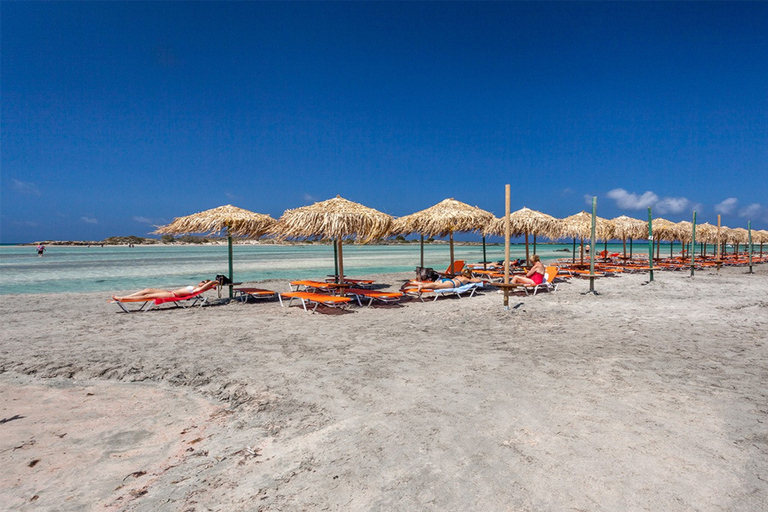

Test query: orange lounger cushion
[279,291,352,312]
[345,288,403,306]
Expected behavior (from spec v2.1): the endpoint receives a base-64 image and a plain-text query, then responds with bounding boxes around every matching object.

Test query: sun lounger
[437,260,465,277]
[403,281,484,302]
[289,280,334,292]
[234,288,276,303]
[344,288,404,307]
[324,277,376,288]
[278,291,352,313]
[110,290,210,313]
[521,266,559,295]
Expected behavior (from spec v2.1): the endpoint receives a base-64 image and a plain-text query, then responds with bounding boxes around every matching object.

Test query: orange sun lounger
[345,288,404,307]
[110,290,210,313]
[278,291,352,313]
[234,288,276,303]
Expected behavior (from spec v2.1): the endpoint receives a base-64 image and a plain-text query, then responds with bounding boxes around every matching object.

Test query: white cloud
[303,193,319,203]
[715,198,738,215]
[11,179,41,196]
[81,217,98,224]
[225,191,240,201]
[606,188,692,215]
[132,216,165,225]
[606,189,659,209]
[739,203,762,219]
[655,197,690,215]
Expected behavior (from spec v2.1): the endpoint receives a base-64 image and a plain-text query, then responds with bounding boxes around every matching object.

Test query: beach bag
[216,274,233,285]
[416,267,439,281]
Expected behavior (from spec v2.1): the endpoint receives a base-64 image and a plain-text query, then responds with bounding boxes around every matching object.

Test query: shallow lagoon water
[2,242,646,294]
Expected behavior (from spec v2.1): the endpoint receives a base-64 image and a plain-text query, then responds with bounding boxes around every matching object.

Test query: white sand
[1,265,767,510]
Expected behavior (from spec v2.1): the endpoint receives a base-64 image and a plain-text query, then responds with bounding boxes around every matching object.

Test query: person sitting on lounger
[409,269,482,292]
[113,279,218,302]
[510,254,545,286]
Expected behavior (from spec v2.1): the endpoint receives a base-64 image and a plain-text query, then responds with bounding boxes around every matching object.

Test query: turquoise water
[0,242,675,295]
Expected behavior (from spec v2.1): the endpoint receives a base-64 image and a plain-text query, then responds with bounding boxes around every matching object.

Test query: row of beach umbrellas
[153,197,768,295]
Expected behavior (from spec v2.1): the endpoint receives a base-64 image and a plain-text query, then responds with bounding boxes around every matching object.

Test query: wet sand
[1,265,767,510]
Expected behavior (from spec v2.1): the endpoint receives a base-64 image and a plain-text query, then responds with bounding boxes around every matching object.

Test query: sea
[1,242,671,295]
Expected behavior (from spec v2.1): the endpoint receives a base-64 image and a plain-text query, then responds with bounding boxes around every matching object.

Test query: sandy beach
[2,265,768,511]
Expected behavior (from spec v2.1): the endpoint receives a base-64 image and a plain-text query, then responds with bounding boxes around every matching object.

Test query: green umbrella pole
[690,211,697,277]
[228,232,234,299]
[572,238,576,264]
[482,236,487,270]
[333,238,339,283]
[630,238,633,259]
[420,234,424,268]
[647,207,654,282]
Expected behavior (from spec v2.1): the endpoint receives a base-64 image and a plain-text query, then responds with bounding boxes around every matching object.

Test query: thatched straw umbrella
[270,195,393,283]
[649,217,676,260]
[392,198,495,273]
[695,222,718,257]
[485,207,561,265]
[611,215,646,260]
[730,227,750,255]
[557,211,614,265]
[153,205,276,298]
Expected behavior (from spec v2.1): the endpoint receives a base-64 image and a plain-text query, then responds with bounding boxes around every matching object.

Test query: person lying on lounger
[408,269,482,292]
[112,279,218,302]
[510,255,545,286]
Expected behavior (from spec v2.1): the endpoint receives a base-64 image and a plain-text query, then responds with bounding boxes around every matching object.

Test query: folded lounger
[110,290,210,313]
[404,281,484,302]
[345,288,404,307]
[234,288,276,303]
[324,277,376,288]
[278,291,352,313]
[289,280,334,292]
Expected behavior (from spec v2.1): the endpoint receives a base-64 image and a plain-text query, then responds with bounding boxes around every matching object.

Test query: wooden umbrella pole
[748,221,753,274]
[504,184,510,309]
[525,232,530,265]
[690,211,697,277]
[716,215,721,272]
[647,207,654,282]
[449,231,455,275]
[587,197,597,294]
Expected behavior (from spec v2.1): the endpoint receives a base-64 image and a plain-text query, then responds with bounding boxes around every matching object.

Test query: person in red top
[511,255,545,286]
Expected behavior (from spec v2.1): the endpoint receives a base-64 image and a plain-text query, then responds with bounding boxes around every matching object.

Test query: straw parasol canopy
[611,215,647,259]
[271,195,393,242]
[271,195,393,282]
[557,211,614,264]
[392,198,495,271]
[153,204,277,298]
[154,204,276,238]
[558,211,614,241]
[650,218,677,241]
[611,215,646,241]
[487,207,561,264]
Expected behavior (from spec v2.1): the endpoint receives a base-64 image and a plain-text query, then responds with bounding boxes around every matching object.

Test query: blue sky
[2,2,767,243]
